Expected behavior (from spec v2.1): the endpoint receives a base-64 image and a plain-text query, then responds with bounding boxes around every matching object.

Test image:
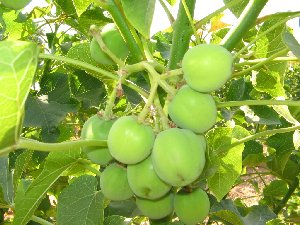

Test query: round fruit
[182,44,233,92]
[136,192,174,220]
[168,85,217,133]
[81,115,114,165]
[127,156,171,200]
[174,188,210,225]
[100,163,134,201]
[1,0,31,9]
[152,128,206,187]
[108,116,155,164]
[90,23,129,65]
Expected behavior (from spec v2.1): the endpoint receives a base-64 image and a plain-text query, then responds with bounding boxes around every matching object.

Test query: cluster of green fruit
[85,25,233,223]
[81,115,210,224]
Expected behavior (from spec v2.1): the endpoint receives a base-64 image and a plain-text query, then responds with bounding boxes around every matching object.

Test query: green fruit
[90,23,129,65]
[100,163,134,201]
[81,115,114,165]
[136,192,174,220]
[174,188,210,225]
[152,128,205,187]
[108,116,155,164]
[1,0,31,9]
[127,157,171,200]
[182,44,233,92]
[168,85,217,133]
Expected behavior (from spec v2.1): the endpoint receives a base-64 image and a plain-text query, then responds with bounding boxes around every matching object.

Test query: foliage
[0,0,300,224]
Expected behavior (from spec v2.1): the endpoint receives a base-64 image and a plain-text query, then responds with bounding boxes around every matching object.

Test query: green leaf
[255,16,288,80]
[263,180,288,197]
[55,0,77,16]
[40,72,71,104]
[165,0,177,6]
[0,41,39,151]
[24,94,78,128]
[0,156,14,204]
[283,32,300,59]
[105,199,137,217]
[70,70,106,109]
[13,150,33,191]
[73,0,93,16]
[242,140,264,167]
[13,149,80,225]
[66,43,114,82]
[208,143,244,201]
[246,106,281,125]
[223,0,249,17]
[252,70,286,97]
[104,215,129,225]
[57,175,104,225]
[121,0,156,38]
[213,210,244,225]
[272,104,299,125]
[226,78,246,101]
[2,11,23,39]
[243,205,276,225]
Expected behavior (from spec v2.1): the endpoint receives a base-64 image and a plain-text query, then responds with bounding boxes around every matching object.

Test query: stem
[160,68,183,80]
[158,0,175,24]
[31,216,53,225]
[235,57,300,67]
[217,100,300,108]
[181,0,200,44]
[39,53,118,80]
[105,0,144,63]
[167,0,196,71]
[39,53,148,98]
[195,0,243,29]
[229,124,300,149]
[235,12,300,58]
[232,48,288,77]
[103,80,119,119]
[142,62,176,96]
[274,178,299,214]
[221,0,269,51]
[19,138,106,152]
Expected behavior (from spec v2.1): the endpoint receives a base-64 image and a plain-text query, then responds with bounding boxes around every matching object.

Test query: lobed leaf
[0,41,39,151]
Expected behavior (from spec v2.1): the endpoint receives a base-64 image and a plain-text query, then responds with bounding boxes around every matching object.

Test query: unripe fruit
[168,85,217,133]
[152,128,206,187]
[127,157,171,200]
[81,115,114,165]
[90,23,129,65]
[1,0,31,10]
[174,188,210,225]
[100,163,134,201]
[182,44,233,92]
[108,116,155,164]
[136,192,174,219]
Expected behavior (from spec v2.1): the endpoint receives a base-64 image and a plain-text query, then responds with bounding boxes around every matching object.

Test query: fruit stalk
[89,25,125,66]
[221,0,269,51]
[167,0,196,71]
[17,138,107,152]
